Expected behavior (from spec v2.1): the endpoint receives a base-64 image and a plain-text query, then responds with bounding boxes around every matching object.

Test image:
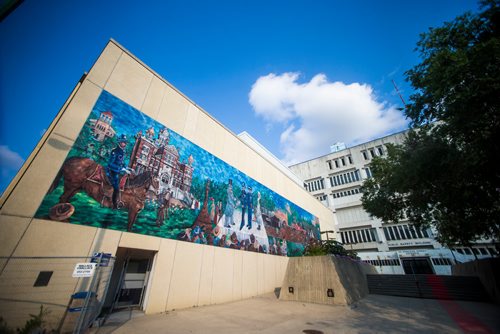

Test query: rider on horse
[107,134,129,209]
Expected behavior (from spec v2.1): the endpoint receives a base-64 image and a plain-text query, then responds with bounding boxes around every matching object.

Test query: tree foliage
[361,1,500,246]
[304,239,358,259]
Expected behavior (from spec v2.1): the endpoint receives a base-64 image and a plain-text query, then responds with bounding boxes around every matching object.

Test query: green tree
[361,1,500,247]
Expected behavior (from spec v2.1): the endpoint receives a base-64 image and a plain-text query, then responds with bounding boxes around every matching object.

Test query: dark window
[422,228,430,238]
[34,271,53,287]
[370,149,375,158]
[409,226,418,239]
[388,227,395,240]
[348,156,353,164]
[377,147,384,156]
[334,160,339,168]
[398,226,407,239]
[328,161,332,169]
[403,225,412,239]
[383,227,391,241]
[362,151,368,160]
[341,158,345,166]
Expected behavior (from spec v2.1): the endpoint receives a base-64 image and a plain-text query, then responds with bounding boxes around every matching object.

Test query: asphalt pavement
[92,292,500,334]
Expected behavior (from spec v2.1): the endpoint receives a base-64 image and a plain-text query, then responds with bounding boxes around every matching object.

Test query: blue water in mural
[35,90,321,256]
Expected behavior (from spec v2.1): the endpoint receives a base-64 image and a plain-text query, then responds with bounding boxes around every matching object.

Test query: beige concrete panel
[52,80,102,141]
[232,250,243,300]
[0,134,73,217]
[210,247,234,304]
[0,215,30,256]
[182,104,200,142]
[141,76,167,119]
[144,238,176,314]
[241,251,258,299]
[166,241,203,310]
[87,228,122,256]
[156,86,190,136]
[211,124,228,163]
[192,112,218,155]
[257,253,266,295]
[263,254,277,292]
[277,256,289,285]
[237,145,254,178]
[197,245,215,306]
[221,131,241,168]
[119,232,161,251]
[239,147,262,182]
[86,42,123,88]
[12,219,96,257]
[262,164,278,193]
[105,53,153,111]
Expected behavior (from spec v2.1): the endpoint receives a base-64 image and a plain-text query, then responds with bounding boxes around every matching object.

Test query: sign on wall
[35,90,320,256]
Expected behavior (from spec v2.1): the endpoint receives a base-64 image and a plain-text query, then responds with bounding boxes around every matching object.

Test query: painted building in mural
[0,40,335,331]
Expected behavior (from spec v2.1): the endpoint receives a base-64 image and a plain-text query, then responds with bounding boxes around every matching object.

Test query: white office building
[289,130,498,275]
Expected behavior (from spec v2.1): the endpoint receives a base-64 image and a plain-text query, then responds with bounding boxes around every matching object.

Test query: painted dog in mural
[48,157,158,231]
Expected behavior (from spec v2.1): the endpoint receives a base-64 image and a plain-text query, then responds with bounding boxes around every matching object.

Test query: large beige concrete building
[0,40,334,331]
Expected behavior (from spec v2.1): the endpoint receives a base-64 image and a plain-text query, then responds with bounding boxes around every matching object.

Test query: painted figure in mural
[98,146,108,158]
[239,184,253,230]
[214,200,222,225]
[254,191,264,231]
[107,134,129,209]
[192,225,207,244]
[156,188,172,226]
[227,232,240,249]
[178,228,192,241]
[209,197,215,224]
[223,179,237,228]
[247,186,253,229]
[247,234,263,253]
[85,143,95,159]
[212,226,223,246]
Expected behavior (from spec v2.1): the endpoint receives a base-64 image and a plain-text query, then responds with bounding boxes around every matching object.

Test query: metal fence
[0,254,115,333]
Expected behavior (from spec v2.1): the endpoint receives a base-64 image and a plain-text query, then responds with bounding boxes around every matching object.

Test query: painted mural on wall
[35,90,321,256]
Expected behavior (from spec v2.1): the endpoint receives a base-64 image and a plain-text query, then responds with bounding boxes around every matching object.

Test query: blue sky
[0,0,479,194]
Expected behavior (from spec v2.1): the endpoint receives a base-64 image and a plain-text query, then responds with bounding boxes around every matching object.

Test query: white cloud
[249,72,408,165]
[0,145,24,178]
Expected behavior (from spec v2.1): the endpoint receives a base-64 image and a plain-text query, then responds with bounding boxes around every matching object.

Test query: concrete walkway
[94,293,500,334]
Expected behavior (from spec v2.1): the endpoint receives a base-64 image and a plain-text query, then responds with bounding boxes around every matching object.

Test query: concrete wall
[279,255,377,306]
[0,40,334,329]
[452,258,500,304]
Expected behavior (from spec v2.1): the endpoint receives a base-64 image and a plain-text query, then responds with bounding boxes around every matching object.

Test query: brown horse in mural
[48,157,158,231]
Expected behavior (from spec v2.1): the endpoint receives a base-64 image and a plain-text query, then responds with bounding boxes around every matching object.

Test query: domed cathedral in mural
[0,40,334,332]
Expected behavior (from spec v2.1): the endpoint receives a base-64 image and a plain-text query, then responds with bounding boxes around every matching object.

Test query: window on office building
[364,167,372,178]
[377,146,384,156]
[370,149,375,158]
[348,155,353,164]
[334,160,339,168]
[362,151,368,160]
[328,161,332,169]
[383,227,391,241]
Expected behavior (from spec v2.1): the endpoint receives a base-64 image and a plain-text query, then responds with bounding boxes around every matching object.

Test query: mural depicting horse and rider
[35,90,321,256]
